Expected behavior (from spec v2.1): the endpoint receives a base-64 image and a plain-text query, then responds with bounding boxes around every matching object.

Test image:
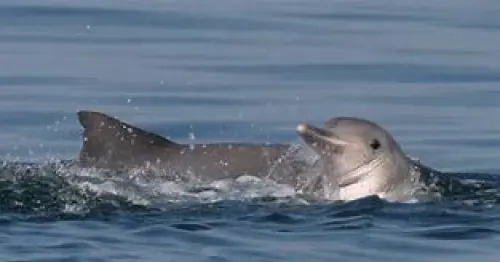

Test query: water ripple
[0,0,499,261]
[175,63,500,83]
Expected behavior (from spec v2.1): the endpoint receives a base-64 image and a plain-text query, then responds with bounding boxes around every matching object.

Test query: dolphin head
[296,117,416,201]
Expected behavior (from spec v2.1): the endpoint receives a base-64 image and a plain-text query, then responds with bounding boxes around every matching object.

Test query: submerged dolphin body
[77,110,321,191]
[295,117,479,202]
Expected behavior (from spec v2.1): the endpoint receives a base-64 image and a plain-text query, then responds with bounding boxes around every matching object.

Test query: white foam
[47,144,324,207]
[54,164,309,206]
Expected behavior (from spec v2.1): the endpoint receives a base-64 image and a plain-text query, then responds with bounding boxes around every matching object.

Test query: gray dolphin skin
[296,117,446,202]
[75,110,485,203]
[77,110,318,188]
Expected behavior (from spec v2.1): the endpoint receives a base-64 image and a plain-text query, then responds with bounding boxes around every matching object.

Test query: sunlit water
[0,0,500,261]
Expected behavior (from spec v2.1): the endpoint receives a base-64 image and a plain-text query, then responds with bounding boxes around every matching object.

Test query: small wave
[0,159,312,220]
[1,149,500,222]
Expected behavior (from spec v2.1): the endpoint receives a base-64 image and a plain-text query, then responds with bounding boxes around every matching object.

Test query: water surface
[0,0,500,261]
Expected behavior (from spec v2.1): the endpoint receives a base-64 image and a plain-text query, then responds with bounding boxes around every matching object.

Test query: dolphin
[76,110,321,190]
[76,110,494,203]
[295,116,481,202]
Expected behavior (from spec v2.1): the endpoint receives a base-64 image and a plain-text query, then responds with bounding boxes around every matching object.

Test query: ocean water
[1,0,500,261]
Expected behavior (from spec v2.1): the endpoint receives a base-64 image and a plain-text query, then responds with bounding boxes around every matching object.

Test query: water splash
[0,145,499,221]
[0,157,314,219]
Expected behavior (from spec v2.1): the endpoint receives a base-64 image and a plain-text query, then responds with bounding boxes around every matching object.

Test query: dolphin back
[77,110,183,168]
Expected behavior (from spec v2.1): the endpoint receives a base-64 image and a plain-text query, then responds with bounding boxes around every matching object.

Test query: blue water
[1,0,500,261]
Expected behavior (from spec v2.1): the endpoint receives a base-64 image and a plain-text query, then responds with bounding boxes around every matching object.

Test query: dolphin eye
[370,139,381,150]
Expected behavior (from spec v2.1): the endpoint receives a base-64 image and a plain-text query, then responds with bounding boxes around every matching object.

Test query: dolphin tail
[77,110,182,168]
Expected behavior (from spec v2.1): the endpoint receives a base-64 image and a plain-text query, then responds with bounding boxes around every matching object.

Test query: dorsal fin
[77,110,182,167]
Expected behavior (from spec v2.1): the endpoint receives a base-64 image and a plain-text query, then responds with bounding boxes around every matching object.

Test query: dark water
[1,0,500,261]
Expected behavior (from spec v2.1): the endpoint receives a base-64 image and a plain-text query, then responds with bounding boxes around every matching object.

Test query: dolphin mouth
[337,157,384,187]
[296,123,347,150]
